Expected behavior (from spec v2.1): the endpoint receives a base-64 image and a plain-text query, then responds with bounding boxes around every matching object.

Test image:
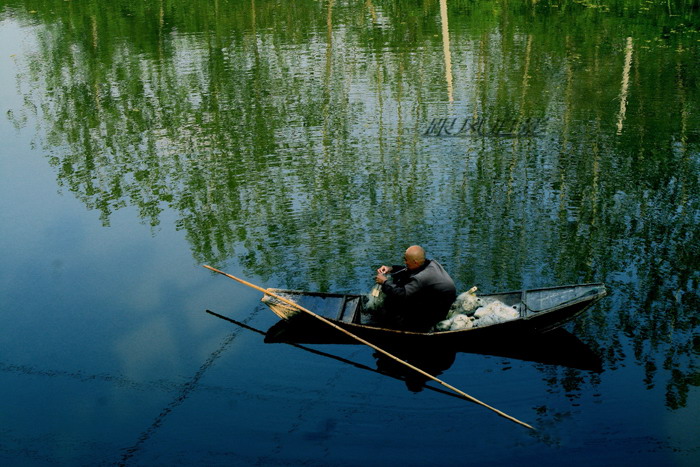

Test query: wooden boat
[261,283,607,345]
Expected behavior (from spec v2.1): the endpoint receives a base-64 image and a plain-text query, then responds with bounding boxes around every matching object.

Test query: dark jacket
[381,259,456,332]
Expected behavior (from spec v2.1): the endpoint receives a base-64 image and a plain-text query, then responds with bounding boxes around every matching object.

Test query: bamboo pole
[202,265,535,430]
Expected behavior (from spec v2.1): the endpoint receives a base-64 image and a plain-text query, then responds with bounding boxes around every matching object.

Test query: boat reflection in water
[206,310,601,396]
[264,318,603,388]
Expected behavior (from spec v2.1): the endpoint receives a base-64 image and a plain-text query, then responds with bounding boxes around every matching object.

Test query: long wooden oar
[202,264,535,430]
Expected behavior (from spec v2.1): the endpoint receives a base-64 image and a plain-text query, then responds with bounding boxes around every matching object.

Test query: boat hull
[261,283,607,345]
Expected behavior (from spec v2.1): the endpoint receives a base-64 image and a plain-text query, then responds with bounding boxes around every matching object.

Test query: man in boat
[374,245,457,332]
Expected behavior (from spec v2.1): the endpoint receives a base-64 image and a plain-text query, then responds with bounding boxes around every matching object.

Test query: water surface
[1,1,699,465]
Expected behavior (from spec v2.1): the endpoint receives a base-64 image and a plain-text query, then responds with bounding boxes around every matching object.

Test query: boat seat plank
[337,295,361,323]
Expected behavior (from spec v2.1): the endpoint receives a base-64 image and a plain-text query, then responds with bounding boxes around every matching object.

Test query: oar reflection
[205,310,464,399]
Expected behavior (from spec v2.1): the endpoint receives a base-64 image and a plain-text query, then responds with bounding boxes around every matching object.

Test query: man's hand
[375,273,388,284]
[377,265,392,275]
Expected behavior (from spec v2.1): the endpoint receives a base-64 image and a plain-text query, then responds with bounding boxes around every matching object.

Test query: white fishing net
[436,288,519,331]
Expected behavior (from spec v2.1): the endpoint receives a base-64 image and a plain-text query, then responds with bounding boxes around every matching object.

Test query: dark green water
[1,0,698,465]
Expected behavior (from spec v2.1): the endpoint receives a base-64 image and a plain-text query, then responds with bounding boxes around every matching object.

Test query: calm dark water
[1,0,699,465]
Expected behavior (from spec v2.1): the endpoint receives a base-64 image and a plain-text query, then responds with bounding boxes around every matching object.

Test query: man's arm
[381,274,422,299]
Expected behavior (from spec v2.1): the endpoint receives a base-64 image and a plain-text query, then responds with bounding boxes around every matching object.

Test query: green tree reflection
[4,0,699,407]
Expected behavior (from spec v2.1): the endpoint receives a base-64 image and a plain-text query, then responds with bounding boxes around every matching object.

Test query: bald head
[404,245,426,270]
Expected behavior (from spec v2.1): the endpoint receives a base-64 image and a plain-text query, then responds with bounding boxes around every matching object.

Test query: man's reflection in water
[372,345,457,392]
